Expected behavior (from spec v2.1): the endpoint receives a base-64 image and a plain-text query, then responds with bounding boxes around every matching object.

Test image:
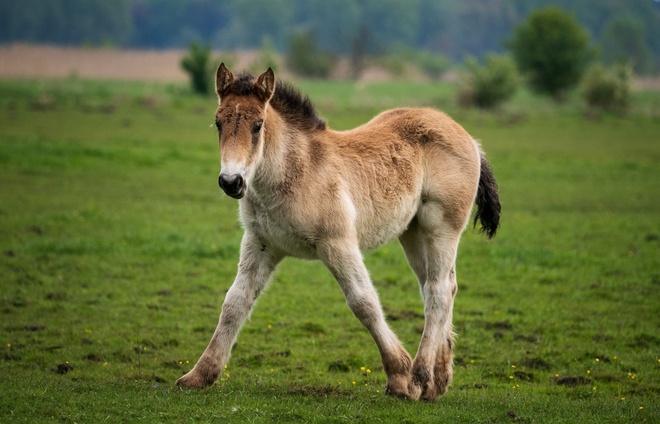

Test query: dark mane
[272,80,326,131]
[227,71,326,131]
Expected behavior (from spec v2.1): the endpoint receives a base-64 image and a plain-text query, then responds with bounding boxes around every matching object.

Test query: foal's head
[214,63,274,199]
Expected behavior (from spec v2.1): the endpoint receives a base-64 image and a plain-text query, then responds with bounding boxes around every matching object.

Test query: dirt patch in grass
[506,410,530,423]
[385,308,424,321]
[56,363,74,374]
[556,376,591,387]
[286,384,349,398]
[519,357,552,370]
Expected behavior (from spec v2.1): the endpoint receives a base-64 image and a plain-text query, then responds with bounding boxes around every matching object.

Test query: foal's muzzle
[218,173,245,199]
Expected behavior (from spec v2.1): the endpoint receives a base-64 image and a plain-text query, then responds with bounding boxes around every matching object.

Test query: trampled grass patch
[0,78,658,422]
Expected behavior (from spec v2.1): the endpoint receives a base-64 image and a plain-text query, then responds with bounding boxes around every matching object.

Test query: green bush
[509,7,591,100]
[390,47,450,79]
[581,63,631,113]
[415,51,450,80]
[457,54,519,109]
[287,32,332,79]
[180,41,214,95]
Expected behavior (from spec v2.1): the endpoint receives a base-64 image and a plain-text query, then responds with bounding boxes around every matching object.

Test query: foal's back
[320,107,481,248]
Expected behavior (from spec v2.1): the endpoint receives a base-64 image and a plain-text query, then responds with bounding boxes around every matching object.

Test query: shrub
[415,51,450,80]
[458,54,519,109]
[509,7,591,100]
[581,63,631,114]
[287,31,332,79]
[180,41,214,95]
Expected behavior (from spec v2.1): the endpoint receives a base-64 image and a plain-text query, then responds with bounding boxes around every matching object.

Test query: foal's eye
[252,121,263,134]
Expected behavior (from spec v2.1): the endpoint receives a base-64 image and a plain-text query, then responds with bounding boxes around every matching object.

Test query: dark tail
[473,152,501,239]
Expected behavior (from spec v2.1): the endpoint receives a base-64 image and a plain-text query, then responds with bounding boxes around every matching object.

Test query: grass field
[0,77,659,423]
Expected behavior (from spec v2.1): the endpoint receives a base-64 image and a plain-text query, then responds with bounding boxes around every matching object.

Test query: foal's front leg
[318,239,416,399]
[176,233,281,388]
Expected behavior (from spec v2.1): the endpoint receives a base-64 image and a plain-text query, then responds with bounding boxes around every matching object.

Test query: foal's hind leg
[177,233,281,388]
[400,216,461,401]
[318,239,415,399]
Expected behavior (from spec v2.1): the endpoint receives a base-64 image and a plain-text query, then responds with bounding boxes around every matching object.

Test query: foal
[176,64,501,401]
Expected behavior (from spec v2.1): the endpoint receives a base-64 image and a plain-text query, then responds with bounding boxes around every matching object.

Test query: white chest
[239,193,319,260]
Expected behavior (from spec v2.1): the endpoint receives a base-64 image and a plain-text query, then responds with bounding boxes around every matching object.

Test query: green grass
[0,78,658,423]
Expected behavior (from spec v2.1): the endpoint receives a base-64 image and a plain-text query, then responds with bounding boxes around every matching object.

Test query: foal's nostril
[218,173,245,197]
[231,175,244,192]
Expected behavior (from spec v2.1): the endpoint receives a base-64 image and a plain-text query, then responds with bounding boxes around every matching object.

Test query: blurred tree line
[0,0,658,73]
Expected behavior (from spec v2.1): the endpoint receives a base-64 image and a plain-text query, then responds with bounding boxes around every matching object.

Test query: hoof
[418,375,450,402]
[385,386,412,400]
[386,373,420,400]
[176,370,215,389]
[406,381,423,401]
[420,386,441,402]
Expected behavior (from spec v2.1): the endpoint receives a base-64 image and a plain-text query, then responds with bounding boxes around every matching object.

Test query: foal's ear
[216,63,234,100]
[255,67,275,103]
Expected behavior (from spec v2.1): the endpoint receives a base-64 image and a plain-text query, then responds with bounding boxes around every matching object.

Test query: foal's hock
[176,64,501,401]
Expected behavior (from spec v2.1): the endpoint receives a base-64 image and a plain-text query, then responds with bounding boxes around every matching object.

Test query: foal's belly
[355,193,420,252]
[241,190,420,260]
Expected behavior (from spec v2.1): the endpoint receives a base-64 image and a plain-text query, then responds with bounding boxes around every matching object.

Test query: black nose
[218,173,245,199]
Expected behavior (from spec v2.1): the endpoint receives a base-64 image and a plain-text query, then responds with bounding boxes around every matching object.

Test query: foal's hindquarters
[337,109,481,400]
[403,130,481,400]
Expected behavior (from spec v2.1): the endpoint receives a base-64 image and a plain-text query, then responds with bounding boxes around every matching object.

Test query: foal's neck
[253,107,312,191]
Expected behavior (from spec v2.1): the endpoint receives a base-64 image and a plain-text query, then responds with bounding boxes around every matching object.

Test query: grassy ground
[0,78,658,423]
